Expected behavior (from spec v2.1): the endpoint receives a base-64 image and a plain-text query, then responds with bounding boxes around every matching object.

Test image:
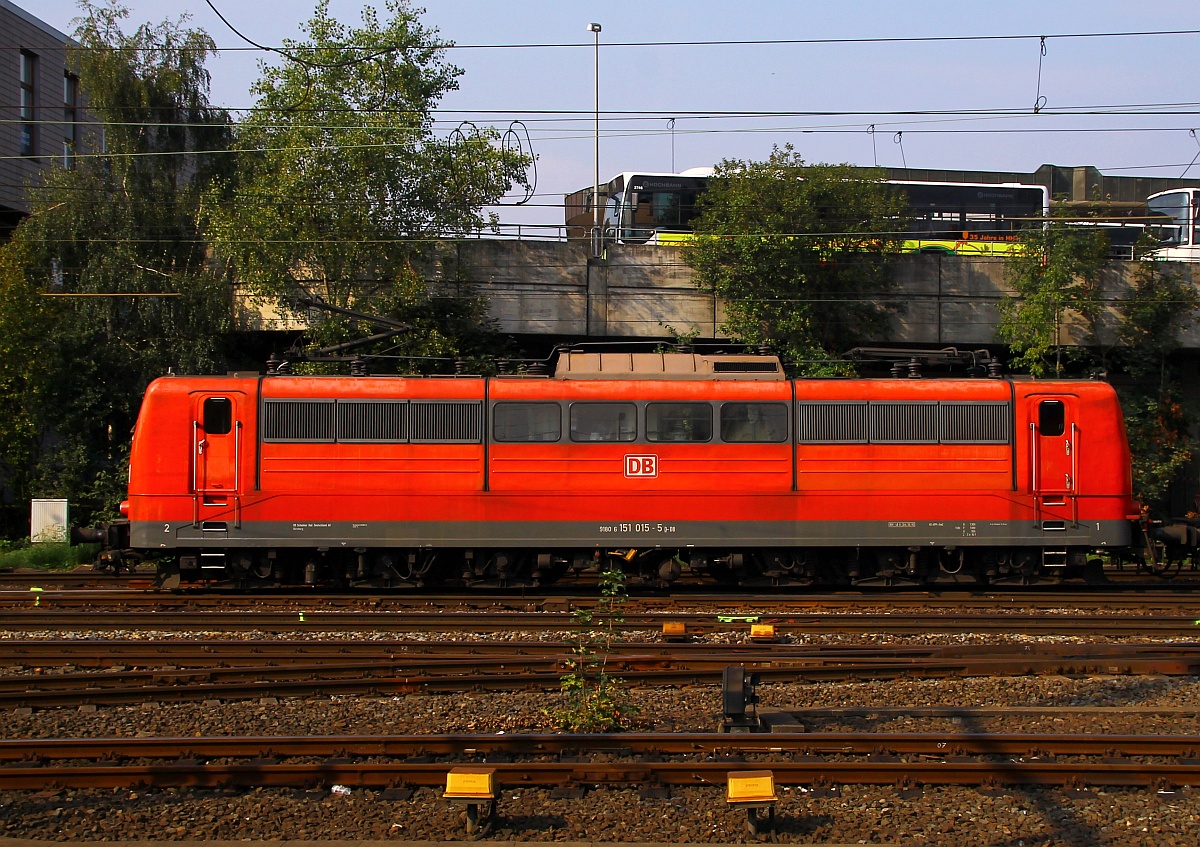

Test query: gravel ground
[5,629,1200,844]
[3,782,1198,845]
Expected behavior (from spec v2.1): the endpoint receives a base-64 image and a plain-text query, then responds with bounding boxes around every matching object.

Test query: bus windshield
[617,174,708,243]
[1147,191,1193,246]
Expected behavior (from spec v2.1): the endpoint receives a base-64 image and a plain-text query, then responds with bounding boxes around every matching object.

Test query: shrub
[0,541,99,571]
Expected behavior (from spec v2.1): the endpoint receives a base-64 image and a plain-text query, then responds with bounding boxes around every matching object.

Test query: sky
[28,0,1200,229]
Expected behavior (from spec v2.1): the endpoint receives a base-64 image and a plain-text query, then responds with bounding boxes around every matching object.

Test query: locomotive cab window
[570,403,636,442]
[647,402,712,442]
[721,402,788,443]
[1039,400,1066,437]
[202,397,232,434]
[494,402,561,442]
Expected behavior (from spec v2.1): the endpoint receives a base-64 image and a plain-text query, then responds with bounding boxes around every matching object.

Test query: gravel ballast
[5,627,1200,844]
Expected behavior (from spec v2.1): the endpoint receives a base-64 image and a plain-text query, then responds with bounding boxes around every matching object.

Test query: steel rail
[1,759,1199,791]
[6,655,1200,708]
[2,732,1199,761]
[7,652,1200,688]
[7,587,1200,610]
[6,639,1200,667]
[3,609,1200,635]
[789,705,1200,718]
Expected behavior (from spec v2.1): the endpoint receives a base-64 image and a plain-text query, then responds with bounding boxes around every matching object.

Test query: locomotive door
[192,394,242,529]
[1029,396,1078,527]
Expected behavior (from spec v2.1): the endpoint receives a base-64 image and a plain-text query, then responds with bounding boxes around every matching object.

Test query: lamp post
[588,22,602,258]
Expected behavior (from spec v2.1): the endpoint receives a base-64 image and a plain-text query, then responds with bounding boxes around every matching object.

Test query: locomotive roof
[554,352,784,380]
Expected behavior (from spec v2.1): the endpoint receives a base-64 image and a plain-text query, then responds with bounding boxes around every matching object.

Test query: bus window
[1148,191,1190,246]
[1193,193,1199,247]
[909,209,962,239]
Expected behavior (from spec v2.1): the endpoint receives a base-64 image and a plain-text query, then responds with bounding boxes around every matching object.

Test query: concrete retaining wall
[237,240,1200,350]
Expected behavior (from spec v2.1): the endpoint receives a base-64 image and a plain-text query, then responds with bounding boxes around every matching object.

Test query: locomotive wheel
[1014,551,1039,583]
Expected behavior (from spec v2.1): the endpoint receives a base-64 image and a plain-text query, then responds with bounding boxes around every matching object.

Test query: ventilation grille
[871,402,938,444]
[338,401,408,442]
[263,399,481,443]
[798,401,1011,445]
[796,402,869,443]
[262,400,335,442]
[940,402,1010,444]
[410,401,482,442]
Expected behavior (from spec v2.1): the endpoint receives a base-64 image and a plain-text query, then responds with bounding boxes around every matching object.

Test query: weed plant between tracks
[548,566,639,733]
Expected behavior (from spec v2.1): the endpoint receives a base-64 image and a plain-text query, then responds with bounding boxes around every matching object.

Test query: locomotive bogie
[98,353,1171,590]
[150,541,1107,589]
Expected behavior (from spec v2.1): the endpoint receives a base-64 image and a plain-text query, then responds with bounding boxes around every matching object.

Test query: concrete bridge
[236,240,1200,350]
[427,240,1200,349]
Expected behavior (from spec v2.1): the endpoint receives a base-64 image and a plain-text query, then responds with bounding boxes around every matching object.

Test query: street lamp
[588,22,601,257]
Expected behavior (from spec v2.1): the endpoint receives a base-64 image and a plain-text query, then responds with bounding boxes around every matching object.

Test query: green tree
[0,242,63,517]
[996,211,1111,376]
[1110,262,1199,511]
[285,261,509,375]
[1000,214,1199,512]
[208,0,530,370]
[0,0,232,530]
[681,145,907,374]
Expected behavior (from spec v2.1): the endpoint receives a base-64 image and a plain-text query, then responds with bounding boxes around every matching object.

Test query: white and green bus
[1146,188,1200,262]
[566,169,1049,255]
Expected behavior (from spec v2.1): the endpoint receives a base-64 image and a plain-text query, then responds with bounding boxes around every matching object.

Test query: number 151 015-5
[597,522,677,534]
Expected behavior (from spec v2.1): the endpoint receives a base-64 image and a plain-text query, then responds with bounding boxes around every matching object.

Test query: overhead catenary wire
[10,16,1198,220]
[1181,130,1200,179]
[14,27,1200,52]
[6,15,1196,179]
[1033,36,1049,113]
[6,101,1200,118]
[6,120,1200,165]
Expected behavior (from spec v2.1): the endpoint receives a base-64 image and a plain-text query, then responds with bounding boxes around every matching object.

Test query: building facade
[0,0,97,236]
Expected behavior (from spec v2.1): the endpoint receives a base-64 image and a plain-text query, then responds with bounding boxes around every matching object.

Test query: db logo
[624,454,659,478]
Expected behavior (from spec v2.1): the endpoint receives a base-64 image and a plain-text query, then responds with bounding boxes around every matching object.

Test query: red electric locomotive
[99,350,1160,588]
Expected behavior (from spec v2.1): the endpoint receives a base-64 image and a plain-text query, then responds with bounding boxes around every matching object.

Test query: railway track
[8,582,1200,615]
[7,638,1200,667]
[2,731,1198,792]
[5,641,1200,708]
[0,571,152,591]
[5,587,1200,844]
[3,606,1200,636]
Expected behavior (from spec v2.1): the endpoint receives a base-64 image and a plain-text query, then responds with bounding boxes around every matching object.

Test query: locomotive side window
[1039,400,1065,437]
[493,402,561,442]
[202,397,233,435]
[721,402,788,442]
[647,402,712,442]
[570,403,636,442]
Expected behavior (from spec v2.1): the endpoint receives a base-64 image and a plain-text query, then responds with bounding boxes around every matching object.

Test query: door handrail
[1070,421,1079,527]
